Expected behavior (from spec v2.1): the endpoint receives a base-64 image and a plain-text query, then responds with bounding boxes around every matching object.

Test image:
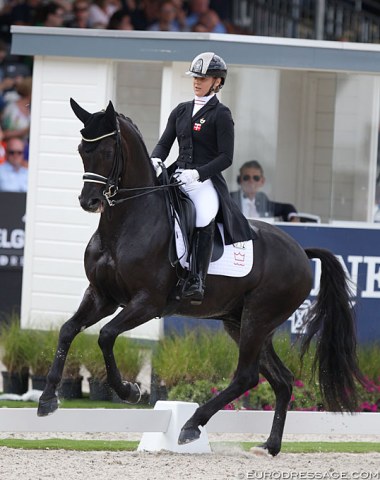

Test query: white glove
[177,169,200,185]
[151,157,162,170]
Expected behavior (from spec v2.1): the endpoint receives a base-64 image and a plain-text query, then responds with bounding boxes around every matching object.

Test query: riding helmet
[186,52,227,87]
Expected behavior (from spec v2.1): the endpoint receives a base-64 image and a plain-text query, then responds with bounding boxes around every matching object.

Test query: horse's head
[71,98,121,213]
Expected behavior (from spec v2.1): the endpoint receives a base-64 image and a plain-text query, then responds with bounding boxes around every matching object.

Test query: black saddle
[160,166,224,265]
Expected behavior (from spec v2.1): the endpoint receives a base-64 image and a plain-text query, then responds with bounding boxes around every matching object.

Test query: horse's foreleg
[37,287,117,416]
[98,292,161,403]
[257,341,294,456]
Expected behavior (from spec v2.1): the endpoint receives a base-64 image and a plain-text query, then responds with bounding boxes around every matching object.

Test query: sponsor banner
[278,223,380,343]
[0,192,26,270]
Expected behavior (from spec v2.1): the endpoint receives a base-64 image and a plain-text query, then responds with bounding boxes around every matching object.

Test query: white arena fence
[0,401,379,453]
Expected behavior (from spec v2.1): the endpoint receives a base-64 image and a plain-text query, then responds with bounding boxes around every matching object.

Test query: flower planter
[31,375,47,391]
[57,376,83,399]
[2,370,29,394]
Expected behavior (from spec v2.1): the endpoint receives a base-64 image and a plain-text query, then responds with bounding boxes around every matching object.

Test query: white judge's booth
[8,27,380,342]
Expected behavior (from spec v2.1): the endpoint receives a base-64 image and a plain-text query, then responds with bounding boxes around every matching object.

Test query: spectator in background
[196,8,226,33]
[185,0,226,33]
[0,137,28,192]
[171,0,188,31]
[38,2,66,27]
[131,0,159,30]
[8,0,42,27]
[65,0,91,28]
[230,160,299,222]
[88,0,120,28]
[107,8,134,29]
[0,40,30,98]
[1,76,32,144]
[148,1,181,31]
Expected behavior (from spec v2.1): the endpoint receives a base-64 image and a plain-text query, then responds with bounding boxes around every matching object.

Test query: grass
[0,438,139,451]
[0,397,151,409]
[0,439,378,453]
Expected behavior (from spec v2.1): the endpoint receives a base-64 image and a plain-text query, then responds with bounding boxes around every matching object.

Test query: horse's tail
[301,248,365,412]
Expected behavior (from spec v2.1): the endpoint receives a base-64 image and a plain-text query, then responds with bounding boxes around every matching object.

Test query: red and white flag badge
[193,122,201,131]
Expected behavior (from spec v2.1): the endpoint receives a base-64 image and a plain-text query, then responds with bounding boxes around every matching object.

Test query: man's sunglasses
[242,174,262,182]
[7,150,24,155]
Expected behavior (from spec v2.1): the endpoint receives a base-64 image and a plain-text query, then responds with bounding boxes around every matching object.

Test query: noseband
[82,118,123,206]
[81,115,180,207]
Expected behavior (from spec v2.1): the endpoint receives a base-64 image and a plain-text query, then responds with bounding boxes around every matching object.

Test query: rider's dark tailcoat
[151,95,255,245]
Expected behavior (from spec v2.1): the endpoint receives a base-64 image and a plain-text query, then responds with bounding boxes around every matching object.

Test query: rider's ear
[70,98,91,124]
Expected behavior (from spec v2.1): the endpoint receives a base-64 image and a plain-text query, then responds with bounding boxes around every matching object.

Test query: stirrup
[182,275,204,305]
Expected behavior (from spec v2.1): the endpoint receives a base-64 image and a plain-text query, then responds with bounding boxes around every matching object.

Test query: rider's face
[193,76,221,97]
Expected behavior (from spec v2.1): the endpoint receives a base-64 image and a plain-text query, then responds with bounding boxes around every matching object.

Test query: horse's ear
[105,100,117,127]
[70,98,91,124]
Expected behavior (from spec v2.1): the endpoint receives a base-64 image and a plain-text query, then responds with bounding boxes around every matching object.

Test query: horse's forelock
[81,109,116,142]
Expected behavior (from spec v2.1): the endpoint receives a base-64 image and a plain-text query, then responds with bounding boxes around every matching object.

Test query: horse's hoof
[251,442,279,457]
[37,396,58,417]
[178,426,201,445]
[126,382,141,404]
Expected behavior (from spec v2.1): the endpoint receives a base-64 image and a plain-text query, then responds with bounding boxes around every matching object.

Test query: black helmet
[186,52,227,86]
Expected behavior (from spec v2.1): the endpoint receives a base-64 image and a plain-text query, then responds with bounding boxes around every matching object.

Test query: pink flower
[294,380,304,388]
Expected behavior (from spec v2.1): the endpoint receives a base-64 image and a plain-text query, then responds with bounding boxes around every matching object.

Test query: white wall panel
[21,56,111,330]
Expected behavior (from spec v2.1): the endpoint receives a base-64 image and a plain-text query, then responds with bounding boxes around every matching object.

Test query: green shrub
[113,336,143,383]
[152,327,237,388]
[81,334,107,381]
[0,317,32,374]
[62,332,86,379]
[27,328,59,376]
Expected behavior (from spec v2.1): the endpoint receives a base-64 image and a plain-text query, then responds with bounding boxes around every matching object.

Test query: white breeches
[177,171,219,227]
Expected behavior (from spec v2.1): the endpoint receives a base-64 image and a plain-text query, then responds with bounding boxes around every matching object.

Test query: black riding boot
[182,220,215,305]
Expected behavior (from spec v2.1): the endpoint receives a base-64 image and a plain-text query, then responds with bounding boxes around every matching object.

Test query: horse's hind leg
[222,324,293,456]
[178,309,270,445]
[37,286,117,416]
[257,339,294,456]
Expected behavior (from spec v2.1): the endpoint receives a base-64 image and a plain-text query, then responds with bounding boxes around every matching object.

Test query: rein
[82,118,180,207]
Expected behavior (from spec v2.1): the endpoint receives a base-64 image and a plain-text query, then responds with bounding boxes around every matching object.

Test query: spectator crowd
[0,0,238,34]
[0,0,242,192]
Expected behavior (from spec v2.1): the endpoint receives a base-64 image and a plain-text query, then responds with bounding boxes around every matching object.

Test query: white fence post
[138,401,211,453]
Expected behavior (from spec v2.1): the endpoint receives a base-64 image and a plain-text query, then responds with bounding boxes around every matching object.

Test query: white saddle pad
[175,221,253,278]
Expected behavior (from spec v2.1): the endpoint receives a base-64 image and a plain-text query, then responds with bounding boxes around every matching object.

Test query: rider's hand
[177,169,200,185]
[151,157,162,175]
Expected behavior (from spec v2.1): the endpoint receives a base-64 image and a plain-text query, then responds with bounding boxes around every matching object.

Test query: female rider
[151,52,254,304]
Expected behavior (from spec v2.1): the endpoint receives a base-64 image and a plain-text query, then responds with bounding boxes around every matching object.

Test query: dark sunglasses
[242,174,262,182]
[7,150,23,155]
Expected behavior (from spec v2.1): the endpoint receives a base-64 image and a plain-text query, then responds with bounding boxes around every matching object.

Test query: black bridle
[82,116,180,207]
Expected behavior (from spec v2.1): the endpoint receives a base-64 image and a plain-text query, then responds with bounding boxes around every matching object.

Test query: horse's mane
[117,112,150,160]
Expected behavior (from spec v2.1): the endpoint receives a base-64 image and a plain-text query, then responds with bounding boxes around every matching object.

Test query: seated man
[0,137,28,192]
[230,160,298,222]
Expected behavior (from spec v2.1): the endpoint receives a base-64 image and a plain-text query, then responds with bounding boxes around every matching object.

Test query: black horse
[37,99,364,456]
